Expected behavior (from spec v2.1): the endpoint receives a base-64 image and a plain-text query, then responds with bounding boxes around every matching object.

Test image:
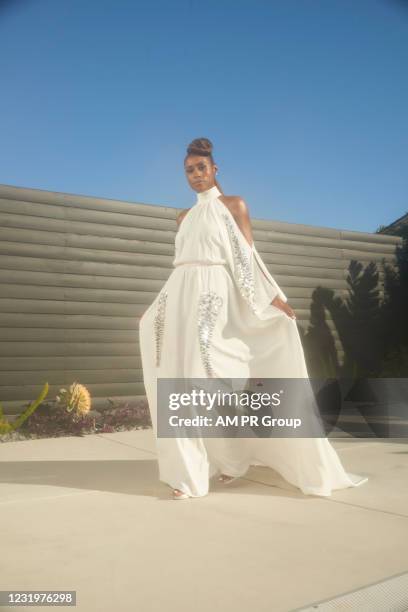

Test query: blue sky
[0,0,407,232]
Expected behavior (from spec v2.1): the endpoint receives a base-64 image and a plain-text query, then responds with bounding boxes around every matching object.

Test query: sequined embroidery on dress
[154,290,168,367]
[198,291,223,377]
[222,212,257,314]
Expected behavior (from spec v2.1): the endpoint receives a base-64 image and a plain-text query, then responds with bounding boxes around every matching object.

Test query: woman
[139,137,368,500]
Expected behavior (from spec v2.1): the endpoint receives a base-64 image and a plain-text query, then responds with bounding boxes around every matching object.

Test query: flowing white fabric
[139,185,368,497]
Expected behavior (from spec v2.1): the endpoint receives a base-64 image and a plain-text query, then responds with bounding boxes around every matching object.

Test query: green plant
[0,383,49,434]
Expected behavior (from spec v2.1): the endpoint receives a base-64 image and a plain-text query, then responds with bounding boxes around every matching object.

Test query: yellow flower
[57,382,91,416]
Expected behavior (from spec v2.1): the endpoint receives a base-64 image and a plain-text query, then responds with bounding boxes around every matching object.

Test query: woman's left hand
[271,296,296,320]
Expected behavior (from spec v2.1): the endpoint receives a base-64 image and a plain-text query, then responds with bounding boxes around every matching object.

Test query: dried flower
[56,382,91,417]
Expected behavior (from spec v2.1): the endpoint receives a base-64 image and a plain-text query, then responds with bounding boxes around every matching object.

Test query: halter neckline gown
[139,185,368,498]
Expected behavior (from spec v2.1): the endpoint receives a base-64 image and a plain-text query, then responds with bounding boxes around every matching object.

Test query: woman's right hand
[271,296,296,320]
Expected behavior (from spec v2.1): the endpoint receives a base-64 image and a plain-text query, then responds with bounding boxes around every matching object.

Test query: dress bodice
[173,185,228,267]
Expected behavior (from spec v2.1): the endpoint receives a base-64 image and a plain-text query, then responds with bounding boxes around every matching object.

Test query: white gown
[139,185,368,497]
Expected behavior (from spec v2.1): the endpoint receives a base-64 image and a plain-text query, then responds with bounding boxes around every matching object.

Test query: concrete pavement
[1,430,407,611]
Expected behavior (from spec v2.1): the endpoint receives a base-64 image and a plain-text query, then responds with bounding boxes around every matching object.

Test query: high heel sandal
[218,473,240,485]
[172,488,190,500]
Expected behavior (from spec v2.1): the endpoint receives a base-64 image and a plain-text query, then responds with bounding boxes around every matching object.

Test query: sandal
[218,473,240,485]
[172,488,190,500]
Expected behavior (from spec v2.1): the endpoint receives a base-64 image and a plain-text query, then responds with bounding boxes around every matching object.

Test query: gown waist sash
[173,261,228,268]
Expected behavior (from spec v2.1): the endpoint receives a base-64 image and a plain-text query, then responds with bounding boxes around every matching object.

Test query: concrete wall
[0,183,401,412]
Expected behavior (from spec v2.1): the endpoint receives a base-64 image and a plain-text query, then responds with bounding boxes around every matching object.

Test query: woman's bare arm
[232,198,296,320]
[176,208,191,228]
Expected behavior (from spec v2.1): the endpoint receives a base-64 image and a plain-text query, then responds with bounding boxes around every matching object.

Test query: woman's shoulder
[218,194,249,218]
[176,208,191,226]
[219,194,253,246]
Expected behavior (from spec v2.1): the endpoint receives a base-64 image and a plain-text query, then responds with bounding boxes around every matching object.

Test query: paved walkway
[0,431,407,611]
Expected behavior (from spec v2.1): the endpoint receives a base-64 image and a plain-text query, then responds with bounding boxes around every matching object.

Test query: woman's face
[184,155,217,192]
